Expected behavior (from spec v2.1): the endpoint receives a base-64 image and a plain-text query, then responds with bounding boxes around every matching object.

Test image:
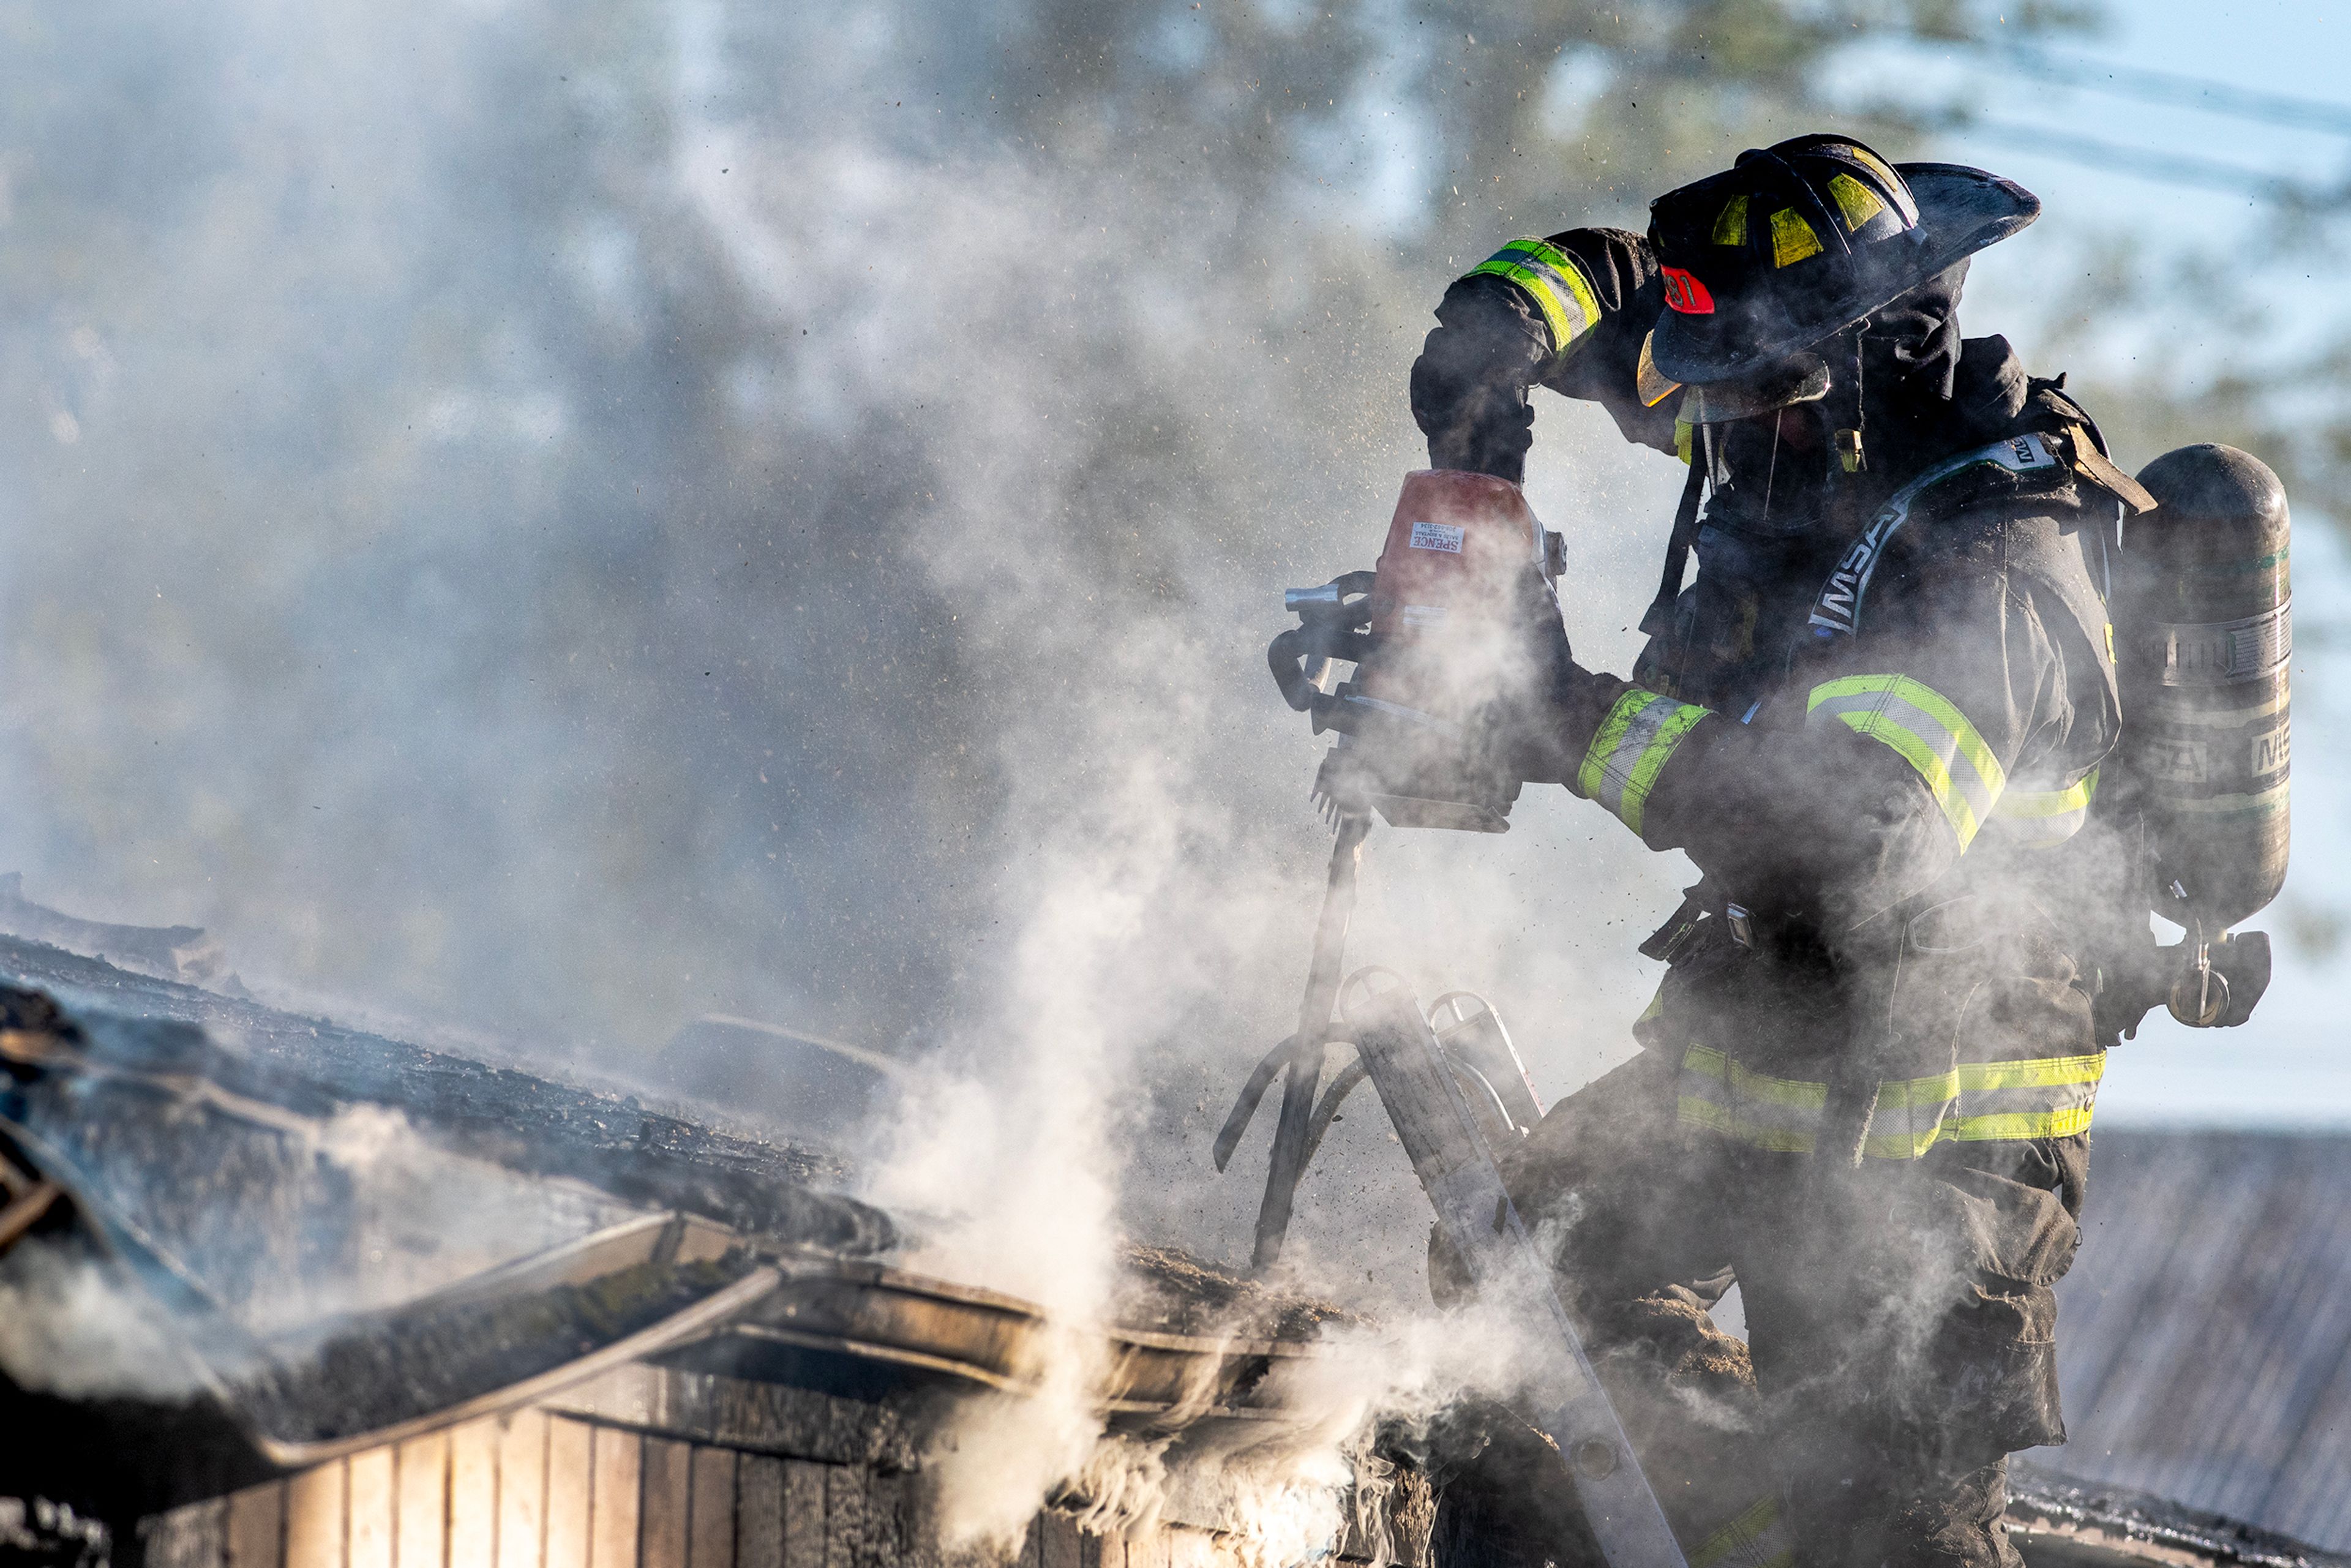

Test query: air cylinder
[2118,444,2290,934]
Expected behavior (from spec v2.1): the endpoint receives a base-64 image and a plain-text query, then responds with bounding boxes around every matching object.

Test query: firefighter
[1415,136,2142,1567]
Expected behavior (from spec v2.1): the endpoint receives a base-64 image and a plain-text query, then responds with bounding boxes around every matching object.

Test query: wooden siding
[2052,1130,2351,1553]
[151,1413,901,1568]
[141,1412,1292,1568]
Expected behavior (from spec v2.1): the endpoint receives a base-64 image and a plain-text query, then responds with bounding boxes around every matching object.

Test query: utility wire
[1989,43,2351,138]
[1898,30,2351,137]
[1956,120,2318,201]
[1883,33,2351,205]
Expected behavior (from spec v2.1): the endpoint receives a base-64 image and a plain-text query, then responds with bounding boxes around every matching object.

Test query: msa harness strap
[1640,419,2148,651]
[1807,432,2073,640]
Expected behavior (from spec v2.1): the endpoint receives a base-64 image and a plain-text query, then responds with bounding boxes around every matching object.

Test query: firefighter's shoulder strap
[1806,428,2082,640]
[1806,373,2157,646]
[2017,378,2159,516]
[2004,380,2144,704]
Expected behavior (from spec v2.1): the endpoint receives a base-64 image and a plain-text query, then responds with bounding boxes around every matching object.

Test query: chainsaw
[1218,469,1690,1568]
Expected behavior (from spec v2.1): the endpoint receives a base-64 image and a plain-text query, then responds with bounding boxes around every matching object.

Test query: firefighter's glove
[1491,568,1618,786]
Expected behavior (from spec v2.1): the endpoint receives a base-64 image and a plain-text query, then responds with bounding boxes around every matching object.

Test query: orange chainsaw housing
[1357,469,1548,721]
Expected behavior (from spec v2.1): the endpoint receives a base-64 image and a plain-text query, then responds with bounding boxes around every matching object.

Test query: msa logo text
[1809,508,1906,636]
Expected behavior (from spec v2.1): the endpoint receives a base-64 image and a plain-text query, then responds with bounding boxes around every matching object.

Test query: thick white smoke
[767,102,1687,1550]
[0,0,1810,1539]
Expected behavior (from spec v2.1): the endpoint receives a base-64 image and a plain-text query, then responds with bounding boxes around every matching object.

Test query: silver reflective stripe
[1577,689,1711,835]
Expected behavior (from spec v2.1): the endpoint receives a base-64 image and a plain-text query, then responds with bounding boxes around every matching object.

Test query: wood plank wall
[140,1414,1248,1568]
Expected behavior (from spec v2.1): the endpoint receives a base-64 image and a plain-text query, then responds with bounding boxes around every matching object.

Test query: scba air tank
[2120,445,2291,936]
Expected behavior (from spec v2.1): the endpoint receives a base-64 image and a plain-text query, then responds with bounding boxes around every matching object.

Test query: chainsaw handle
[1270,570,1377,713]
[1267,626,1322,712]
[1268,623,1377,713]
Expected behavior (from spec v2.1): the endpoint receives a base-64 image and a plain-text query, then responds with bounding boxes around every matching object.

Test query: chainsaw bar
[1343,980,1689,1568]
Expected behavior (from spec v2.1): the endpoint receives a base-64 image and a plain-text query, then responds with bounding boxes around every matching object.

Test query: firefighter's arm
[1544,567,2081,930]
[1409,228,1681,483]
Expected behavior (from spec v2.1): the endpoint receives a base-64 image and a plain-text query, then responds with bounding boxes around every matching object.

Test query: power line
[1990,43,2351,139]
[1880,33,2351,204]
[1959,119,2320,202]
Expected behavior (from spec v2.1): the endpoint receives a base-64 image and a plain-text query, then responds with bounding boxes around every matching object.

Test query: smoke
[0,1237,205,1399]
[986,1298,1536,1565]
[0,0,1695,1068]
[1,1,1703,1541]
[0,0,1975,1542]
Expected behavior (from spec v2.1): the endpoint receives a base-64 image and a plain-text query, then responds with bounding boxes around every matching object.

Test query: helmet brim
[1684,357,1831,424]
[1652,163,2039,387]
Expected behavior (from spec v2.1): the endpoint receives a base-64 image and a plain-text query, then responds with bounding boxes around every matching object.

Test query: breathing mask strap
[1639,451,1711,639]
[1831,325,1867,478]
[1821,326,1875,539]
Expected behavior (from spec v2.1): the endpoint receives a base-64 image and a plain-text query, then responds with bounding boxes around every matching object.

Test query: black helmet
[1647,133,2039,390]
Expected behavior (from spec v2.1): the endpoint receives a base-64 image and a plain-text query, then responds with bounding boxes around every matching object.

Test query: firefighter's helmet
[1647,133,2038,389]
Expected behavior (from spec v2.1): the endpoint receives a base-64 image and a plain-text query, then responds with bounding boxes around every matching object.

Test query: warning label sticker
[1408,521,1464,553]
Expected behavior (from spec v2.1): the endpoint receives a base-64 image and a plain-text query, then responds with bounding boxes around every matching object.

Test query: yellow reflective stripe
[1679,1093,1736,1137]
[1580,690,1659,798]
[1769,208,1823,266]
[1960,1052,2105,1092]
[1578,688,1710,835]
[1998,768,2099,819]
[1466,238,1603,357]
[1863,1052,2106,1157]
[1986,767,2099,850]
[1678,1047,2103,1158]
[1678,1097,1819,1154]
[1954,1105,2097,1142]
[1873,1068,1961,1112]
[1807,675,2007,849]
[1676,1048,1824,1153]
[1846,146,1918,222]
[1865,1125,1948,1160]
[1675,418,1695,465]
[1828,172,1887,231]
[1812,675,2004,798]
[1689,1495,1793,1568]
[1626,704,1709,829]
[1730,1064,1823,1110]
[1710,195,1750,248]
